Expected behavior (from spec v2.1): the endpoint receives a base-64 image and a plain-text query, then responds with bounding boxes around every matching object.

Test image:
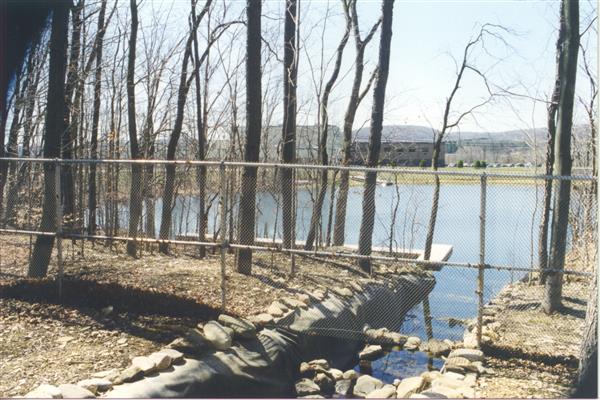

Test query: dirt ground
[0,234,405,397]
[476,278,591,398]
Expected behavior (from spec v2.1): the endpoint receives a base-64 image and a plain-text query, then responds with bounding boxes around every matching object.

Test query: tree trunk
[28,0,69,277]
[543,0,579,314]
[88,0,107,236]
[236,0,262,274]
[280,0,297,251]
[126,0,141,257]
[192,18,207,258]
[158,0,208,254]
[333,1,379,247]
[61,1,83,230]
[574,270,598,398]
[538,5,563,283]
[305,14,350,251]
[357,0,394,273]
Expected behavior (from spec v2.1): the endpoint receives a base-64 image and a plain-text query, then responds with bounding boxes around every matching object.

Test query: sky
[135,0,597,136]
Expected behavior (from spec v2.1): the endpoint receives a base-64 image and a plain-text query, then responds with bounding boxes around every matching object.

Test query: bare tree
[543,0,579,314]
[332,0,380,247]
[538,5,565,283]
[126,0,142,257]
[357,0,394,273]
[304,0,351,251]
[235,0,262,274]
[423,24,501,261]
[28,0,69,277]
[87,0,108,236]
[158,0,212,254]
[280,0,298,251]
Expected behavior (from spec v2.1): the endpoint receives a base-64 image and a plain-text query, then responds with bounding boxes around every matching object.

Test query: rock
[311,289,327,301]
[58,384,95,399]
[92,369,119,381]
[393,379,402,387]
[424,339,451,357]
[149,352,172,370]
[299,396,325,399]
[396,376,424,398]
[462,331,478,349]
[332,287,353,297]
[267,303,285,317]
[442,372,465,381]
[443,339,455,348]
[366,384,396,398]
[447,349,484,363]
[328,368,344,381]
[359,344,384,360]
[131,356,157,374]
[281,296,307,309]
[203,321,232,350]
[248,313,274,326]
[335,379,353,396]
[421,371,442,383]
[77,379,112,394]
[432,377,466,390]
[314,373,335,394]
[404,336,421,351]
[218,314,256,338]
[295,379,321,396]
[354,375,384,397]
[273,300,289,312]
[388,332,407,345]
[300,362,313,378]
[308,359,330,370]
[297,293,311,305]
[159,348,184,364]
[423,386,463,398]
[459,387,476,398]
[168,337,199,356]
[115,366,144,384]
[116,338,127,345]
[470,361,486,374]
[443,357,471,374]
[416,390,449,398]
[183,328,212,352]
[349,281,363,292]
[25,385,62,399]
[343,369,358,380]
[463,373,477,386]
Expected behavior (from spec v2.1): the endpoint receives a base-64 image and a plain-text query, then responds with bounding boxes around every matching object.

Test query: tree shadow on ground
[0,278,222,343]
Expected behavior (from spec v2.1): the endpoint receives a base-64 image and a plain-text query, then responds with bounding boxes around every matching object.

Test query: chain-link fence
[0,158,596,355]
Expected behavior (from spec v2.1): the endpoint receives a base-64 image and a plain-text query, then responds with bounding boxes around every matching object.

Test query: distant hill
[353,125,550,144]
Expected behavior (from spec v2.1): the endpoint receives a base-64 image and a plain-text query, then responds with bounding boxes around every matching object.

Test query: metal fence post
[290,167,296,276]
[476,173,487,348]
[219,161,228,311]
[54,159,64,299]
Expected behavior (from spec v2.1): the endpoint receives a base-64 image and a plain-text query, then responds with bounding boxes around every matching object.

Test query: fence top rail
[1,157,596,181]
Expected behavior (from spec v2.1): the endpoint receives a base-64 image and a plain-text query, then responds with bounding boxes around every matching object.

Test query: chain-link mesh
[0,158,596,358]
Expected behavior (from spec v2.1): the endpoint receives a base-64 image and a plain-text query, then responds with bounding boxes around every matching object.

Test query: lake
[107,182,544,341]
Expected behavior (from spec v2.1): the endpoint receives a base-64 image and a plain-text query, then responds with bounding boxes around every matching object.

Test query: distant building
[351,125,445,167]
[351,140,445,167]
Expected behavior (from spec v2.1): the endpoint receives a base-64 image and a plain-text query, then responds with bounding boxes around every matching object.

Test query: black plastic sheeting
[107,273,435,398]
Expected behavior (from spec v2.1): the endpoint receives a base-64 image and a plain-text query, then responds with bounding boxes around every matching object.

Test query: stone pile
[294,346,488,398]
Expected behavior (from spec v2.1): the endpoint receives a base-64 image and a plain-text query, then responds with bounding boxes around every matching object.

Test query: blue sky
[137,0,597,135]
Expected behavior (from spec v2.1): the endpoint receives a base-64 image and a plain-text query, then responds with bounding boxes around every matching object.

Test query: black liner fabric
[107,273,435,398]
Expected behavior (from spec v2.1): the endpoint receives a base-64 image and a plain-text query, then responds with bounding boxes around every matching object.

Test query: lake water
[106,182,543,341]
